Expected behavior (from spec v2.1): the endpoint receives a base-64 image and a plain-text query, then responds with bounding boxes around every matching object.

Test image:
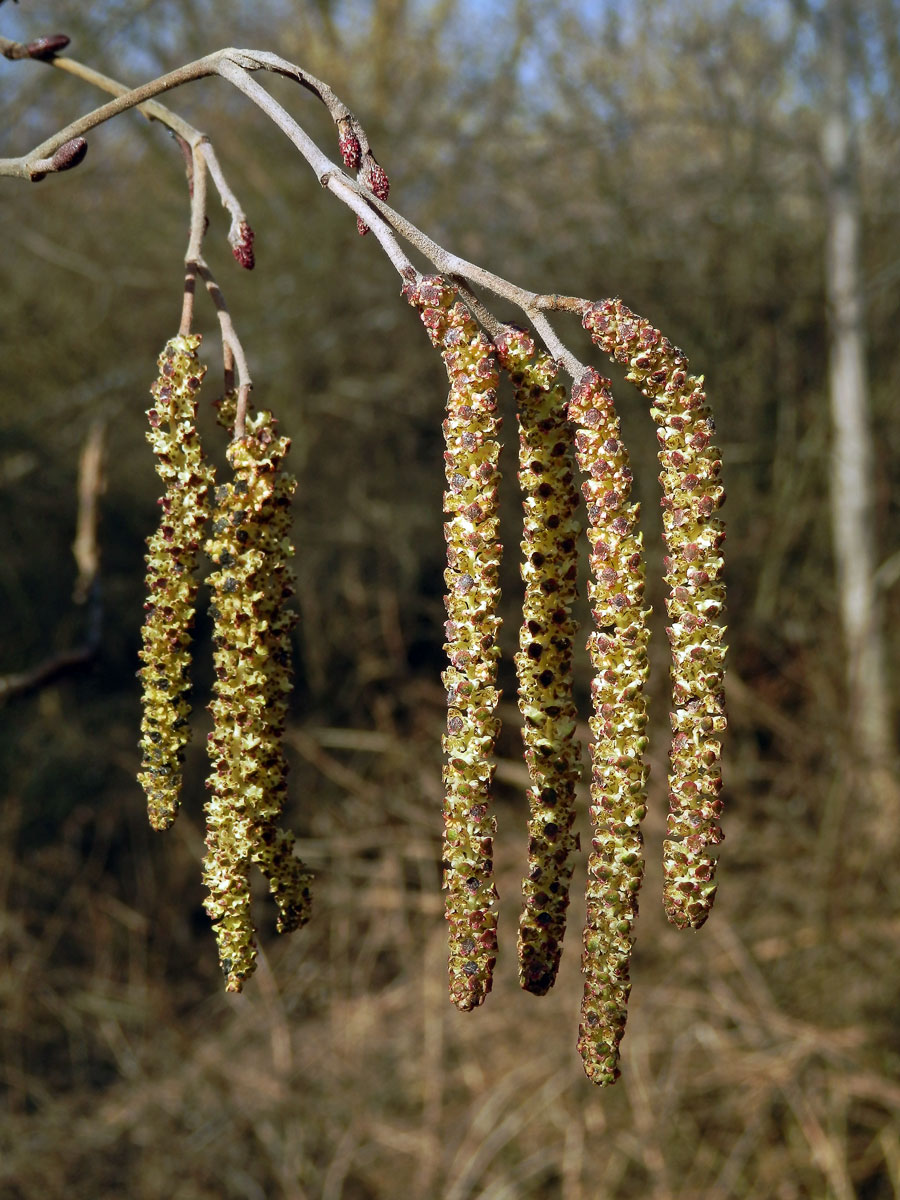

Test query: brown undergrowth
[2,655,899,1199]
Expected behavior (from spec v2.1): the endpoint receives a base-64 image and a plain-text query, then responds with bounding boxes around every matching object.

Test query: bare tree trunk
[822,0,894,777]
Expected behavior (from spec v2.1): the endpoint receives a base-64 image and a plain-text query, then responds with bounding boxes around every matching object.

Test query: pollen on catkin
[582,300,727,931]
[204,401,312,991]
[568,367,651,1085]
[494,327,582,998]
[138,335,214,832]
[404,274,502,1011]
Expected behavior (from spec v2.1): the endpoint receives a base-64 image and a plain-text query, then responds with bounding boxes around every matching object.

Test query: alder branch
[0,35,592,375]
[174,140,254,435]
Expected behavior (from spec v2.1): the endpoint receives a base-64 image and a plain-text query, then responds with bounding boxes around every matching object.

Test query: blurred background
[1,1,899,1196]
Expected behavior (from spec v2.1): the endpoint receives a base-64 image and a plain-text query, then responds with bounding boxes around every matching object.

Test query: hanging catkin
[581,300,727,931]
[204,403,313,990]
[404,274,502,1011]
[567,367,651,1085]
[494,327,582,997]
[138,335,215,831]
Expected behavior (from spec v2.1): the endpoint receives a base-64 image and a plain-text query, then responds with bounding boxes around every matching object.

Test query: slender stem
[202,142,250,243]
[234,382,253,441]
[196,262,253,438]
[223,339,235,395]
[179,145,209,335]
[180,264,197,336]
[51,54,205,145]
[0,47,226,176]
[186,144,209,263]
[530,312,587,380]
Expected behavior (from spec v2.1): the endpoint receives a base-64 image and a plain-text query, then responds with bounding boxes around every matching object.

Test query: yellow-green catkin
[582,300,727,932]
[138,335,214,832]
[567,367,651,1085]
[404,274,502,1011]
[204,403,312,991]
[494,327,582,997]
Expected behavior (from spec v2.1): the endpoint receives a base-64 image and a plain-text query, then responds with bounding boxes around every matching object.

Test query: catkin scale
[404,275,502,1011]
[581,300,727,931]
[494,328,582,997]
[138,335,214,831]
[204,405,312,990]
[568,368,651,1085]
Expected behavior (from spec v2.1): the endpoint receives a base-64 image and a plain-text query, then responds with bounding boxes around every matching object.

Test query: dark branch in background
[0,423,104,705]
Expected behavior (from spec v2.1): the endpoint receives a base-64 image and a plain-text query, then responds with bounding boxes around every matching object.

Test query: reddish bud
[231,221,255,270]
[25,35,71,60]
[51,137,87,172]
[338,131,361,171]
[367,160,390,201]
[356,216,369,237]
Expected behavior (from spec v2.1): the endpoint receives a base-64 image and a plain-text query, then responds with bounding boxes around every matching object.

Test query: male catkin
[138,335,214,831]
[581,301,727,931]
[405,275,502,1011]
[568,367,651,1085]
[204,405,312,991]
[495,327,582,997]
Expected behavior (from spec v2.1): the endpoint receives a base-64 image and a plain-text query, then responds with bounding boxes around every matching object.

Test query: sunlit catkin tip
[254,828,313,934]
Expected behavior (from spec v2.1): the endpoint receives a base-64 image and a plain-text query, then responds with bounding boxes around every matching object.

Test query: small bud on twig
[25,34,70,61]
[51,137,88,172]
[365,158,390,201]
[230,220,255,270]
[337,120,361,171]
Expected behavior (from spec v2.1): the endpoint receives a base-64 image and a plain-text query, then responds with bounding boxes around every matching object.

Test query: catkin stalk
[582,300,727,931]
[568,368,651,1085]
[138,335,214,831]
[404,275,502,1011]
[495,327,582,997]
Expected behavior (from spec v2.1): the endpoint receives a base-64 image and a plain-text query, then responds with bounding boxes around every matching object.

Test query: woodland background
[2,1,899,1197]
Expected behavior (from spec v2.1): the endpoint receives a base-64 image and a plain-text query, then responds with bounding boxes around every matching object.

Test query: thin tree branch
[173,138,252,435]
[50,52,206,146]
[0,423,104,705]
[179,141,208,335]
[196,259,253,438]
[72,420,105,605]
[0,38,595,370]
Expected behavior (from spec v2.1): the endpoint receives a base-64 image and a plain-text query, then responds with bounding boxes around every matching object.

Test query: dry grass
[2,660,899,1199]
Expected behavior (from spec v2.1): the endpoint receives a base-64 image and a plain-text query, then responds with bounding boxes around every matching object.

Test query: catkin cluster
[567,367,651,1084]
[138,335,215,831]
[204,403,313,991]
[494,328,582,997]
[404,274,502,1011]
[582,301,727,931]
[134,273,726,1083]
